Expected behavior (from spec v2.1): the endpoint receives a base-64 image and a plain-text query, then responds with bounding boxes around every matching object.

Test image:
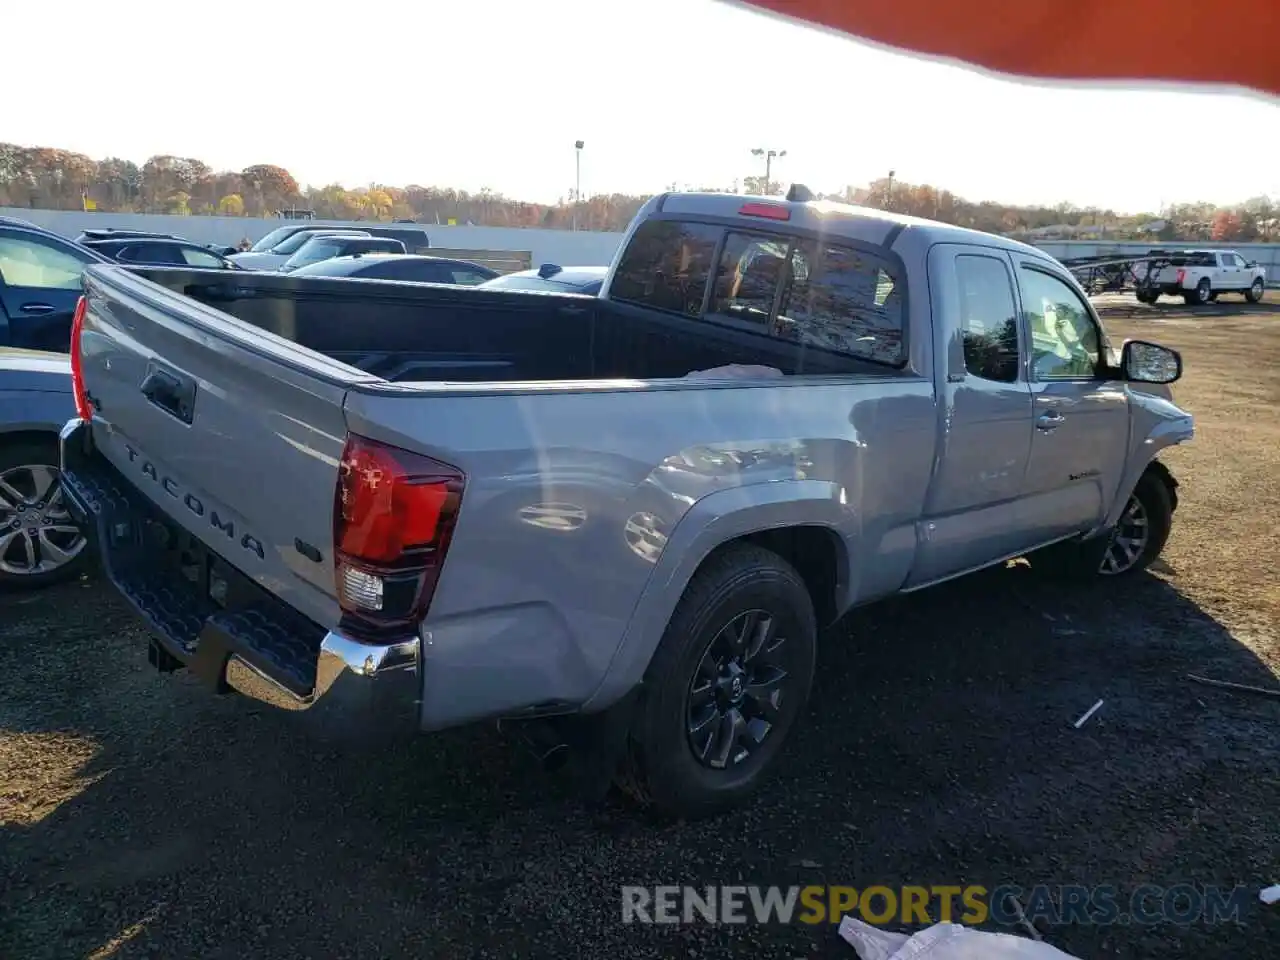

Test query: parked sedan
[0,221,111,351]
[477,263,608,295]
[0,347,87,587]
[288,253,499,285]
[279,235,406,272]
[228,228,372,271]
[80,237,241,269]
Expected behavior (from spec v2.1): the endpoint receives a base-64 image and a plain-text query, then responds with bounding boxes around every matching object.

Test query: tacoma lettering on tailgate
[124,444,266,560]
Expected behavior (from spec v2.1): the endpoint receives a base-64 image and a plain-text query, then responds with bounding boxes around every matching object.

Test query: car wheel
[617,544,817,819]
[1034,471,1174,580]
[1183,277,1212,306]
[1245,278,1264,303]
[0,438,90,589]
[1095,473,1174,577]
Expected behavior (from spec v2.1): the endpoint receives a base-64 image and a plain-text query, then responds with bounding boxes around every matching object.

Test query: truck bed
[130,266,897,382]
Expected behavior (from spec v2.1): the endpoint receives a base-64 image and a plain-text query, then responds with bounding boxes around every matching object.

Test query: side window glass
[708,232,788,325]
[0,236,90,289]
[450,269,488,286]
[956,254,1019,383]
[609,219,721,317]
[181,248,224,268]
[1020,267,1101,380]
[774,241,905,366]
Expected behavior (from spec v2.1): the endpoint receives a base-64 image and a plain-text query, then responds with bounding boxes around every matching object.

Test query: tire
[1134,290,1154,304]
[617,544,817,819]
[1183,277,1212,306]
[0,437,91,590]
[1245,278,1264,303]
[1034,470,1174,580]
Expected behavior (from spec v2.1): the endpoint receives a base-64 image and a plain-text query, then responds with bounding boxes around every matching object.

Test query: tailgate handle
[140,366,196,424]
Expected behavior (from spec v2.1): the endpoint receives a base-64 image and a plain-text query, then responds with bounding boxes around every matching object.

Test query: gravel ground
[2,295,1278,960]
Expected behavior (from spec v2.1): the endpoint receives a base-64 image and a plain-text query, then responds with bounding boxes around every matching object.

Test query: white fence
[7,208,1279,283]
[1,208,626,268]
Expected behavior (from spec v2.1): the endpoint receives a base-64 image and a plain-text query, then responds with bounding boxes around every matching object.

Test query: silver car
[0,348,87,587]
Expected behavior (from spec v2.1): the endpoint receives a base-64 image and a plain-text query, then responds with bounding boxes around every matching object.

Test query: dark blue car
[0,222,110,353]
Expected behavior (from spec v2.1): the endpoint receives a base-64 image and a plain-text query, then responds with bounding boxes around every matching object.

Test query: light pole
[573,140,584,231]
[751,147,787,196]
[886,169,895,211]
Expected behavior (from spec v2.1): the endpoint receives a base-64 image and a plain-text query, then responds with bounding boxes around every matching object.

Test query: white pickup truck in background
[1136,249,1267,305]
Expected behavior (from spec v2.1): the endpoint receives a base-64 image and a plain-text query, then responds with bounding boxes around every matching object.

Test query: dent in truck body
[1096,386,1194,535]
[343,377,937,726]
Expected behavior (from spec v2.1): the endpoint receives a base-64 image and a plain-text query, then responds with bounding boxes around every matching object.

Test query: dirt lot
[2,295,1278,960]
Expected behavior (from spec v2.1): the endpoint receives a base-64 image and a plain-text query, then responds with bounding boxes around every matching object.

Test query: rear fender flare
[581,479,851,712]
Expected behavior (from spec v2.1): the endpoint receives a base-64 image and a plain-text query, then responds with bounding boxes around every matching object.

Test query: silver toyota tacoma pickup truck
[59,188,1193,818]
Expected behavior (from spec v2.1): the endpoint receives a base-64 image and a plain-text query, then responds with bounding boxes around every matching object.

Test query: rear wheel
[1245,278,1264,303]
[0,438,89,589]
[1183,277,1212,306]
[617,544,817,819]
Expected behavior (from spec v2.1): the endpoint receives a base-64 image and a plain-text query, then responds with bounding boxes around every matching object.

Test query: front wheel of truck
[617,544,817,819]
[1035,470,1175,580]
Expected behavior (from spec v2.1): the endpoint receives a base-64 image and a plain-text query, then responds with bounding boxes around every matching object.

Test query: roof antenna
[785,183,815,202]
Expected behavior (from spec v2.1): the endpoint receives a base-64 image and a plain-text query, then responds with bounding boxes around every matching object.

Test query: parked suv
[279,236,406,272]
[239,223,431,262]
[80,237,239,270]
[229,229,372,271]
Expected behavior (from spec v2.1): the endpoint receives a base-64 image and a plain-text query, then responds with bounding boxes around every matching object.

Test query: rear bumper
[58,417,422,734]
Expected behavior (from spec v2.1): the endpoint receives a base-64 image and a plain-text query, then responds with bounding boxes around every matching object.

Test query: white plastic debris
[1073,699,1104,729]
[682,364,785,380]
[839,917,1083,960]
[1261,885,1280,905]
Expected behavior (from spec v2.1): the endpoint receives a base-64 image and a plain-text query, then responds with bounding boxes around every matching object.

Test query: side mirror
[1120,339,1182,384]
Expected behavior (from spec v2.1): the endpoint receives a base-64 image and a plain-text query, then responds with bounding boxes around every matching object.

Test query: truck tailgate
[75,265,375,629]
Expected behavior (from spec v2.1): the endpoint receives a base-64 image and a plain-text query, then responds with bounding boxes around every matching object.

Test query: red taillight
[70,295,93,421]
[1176,268,1186,285]
[739,202,791,221]
[333,433,464,632]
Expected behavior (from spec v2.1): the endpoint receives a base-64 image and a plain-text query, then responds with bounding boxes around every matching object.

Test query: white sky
[7,0,1278,213]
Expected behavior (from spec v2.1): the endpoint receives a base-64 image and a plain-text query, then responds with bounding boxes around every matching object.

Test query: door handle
[19,302,55,314]
[1036,411,1065,431]
[140,366,196,424]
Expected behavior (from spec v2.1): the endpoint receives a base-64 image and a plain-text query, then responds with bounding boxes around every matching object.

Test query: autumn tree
[1211,210,1243,241]
[240,164,300,216]
[2,139,1277,239]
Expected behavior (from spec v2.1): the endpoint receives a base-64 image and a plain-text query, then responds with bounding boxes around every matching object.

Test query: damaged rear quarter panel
[342,376,935,726]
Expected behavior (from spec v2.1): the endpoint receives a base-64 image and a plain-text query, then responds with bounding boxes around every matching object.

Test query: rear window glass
[708,232,791,325]
[776,242,905,365]
[299,240,346,260]
[610,219,721,317]
[611,218,906,367]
